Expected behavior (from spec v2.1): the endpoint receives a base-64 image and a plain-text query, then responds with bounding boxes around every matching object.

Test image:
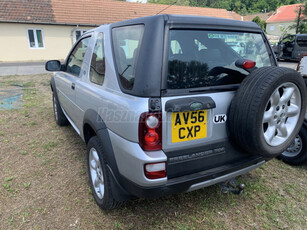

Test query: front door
[56,36,92,125]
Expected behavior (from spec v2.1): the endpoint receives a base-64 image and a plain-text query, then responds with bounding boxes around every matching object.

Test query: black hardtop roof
[110,14,261,31]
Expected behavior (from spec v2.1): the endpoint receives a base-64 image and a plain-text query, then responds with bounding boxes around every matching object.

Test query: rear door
[162,29,274,178]
[55,36,91,124]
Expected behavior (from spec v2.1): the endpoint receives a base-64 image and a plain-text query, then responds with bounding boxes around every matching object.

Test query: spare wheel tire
[228,66,306,158]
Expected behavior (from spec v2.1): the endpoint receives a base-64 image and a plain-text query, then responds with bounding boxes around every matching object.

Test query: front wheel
[52,93,69,126]
[279,125,307,165]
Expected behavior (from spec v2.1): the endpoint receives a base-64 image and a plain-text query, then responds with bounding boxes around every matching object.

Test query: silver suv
[46,15,306,210]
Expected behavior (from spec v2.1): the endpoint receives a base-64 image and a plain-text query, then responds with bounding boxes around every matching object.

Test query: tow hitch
[219,178,245,195]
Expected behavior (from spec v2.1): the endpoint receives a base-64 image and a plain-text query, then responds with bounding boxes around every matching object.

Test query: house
[266,4,303,38]
[0,0,242,62]
[243,12,272,22]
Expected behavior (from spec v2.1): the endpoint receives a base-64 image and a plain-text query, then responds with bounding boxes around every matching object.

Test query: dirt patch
[0,74,307,229]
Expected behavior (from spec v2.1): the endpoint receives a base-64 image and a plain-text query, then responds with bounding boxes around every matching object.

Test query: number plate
[171,110,207,143]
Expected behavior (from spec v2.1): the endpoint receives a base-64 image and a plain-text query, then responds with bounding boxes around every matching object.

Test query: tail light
[139,112,162,151]
[242,60,256,69]
[144,162,166,179]
[235,59,256,70]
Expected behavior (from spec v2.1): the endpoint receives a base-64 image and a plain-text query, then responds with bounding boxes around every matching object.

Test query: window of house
[269,25,275,31]
[89,33,105,85]
[66,36,91,77]
[75,30,87,41]
[27,29,44,48]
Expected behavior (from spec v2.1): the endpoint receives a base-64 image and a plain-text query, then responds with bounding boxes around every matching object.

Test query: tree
[252,16,267,32]
[288,3,307,34]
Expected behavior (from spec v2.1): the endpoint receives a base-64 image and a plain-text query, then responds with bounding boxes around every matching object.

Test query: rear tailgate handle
[165,97,216,112]
[71,83,75,90]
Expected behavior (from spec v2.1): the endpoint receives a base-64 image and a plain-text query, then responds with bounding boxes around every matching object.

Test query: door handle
[71,83,75,90]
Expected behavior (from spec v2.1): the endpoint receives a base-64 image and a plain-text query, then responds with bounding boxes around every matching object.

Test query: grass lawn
[0,74,307,229]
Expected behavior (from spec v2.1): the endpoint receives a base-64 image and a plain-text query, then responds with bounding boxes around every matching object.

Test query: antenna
[156,1,177,15]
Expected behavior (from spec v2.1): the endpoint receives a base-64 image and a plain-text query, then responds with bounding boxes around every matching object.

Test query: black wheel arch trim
[83,110,131,200]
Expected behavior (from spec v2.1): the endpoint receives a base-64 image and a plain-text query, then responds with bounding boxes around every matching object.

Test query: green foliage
[287,2,307,34]
[148,0,304,14]
[252,16,267,32]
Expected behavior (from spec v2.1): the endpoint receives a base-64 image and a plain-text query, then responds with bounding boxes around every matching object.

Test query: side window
[112,25,144,90]
[90,33,105,85]
[66,36,91,77]
[27,29,44,48]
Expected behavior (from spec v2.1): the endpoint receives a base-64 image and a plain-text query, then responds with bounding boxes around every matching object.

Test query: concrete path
[0,62,48,76]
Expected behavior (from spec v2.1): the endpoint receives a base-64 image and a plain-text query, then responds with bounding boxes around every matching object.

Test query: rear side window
[66,36,91,77]
[90,33,105,85]
[112,25,144,90]
[167,30,272,89]
[297,36,307,47]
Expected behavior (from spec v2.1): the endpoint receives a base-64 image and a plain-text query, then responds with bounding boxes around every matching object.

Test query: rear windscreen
[167,30,272,89]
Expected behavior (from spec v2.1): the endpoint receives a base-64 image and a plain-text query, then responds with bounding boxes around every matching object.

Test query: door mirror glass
[45,60,61,71]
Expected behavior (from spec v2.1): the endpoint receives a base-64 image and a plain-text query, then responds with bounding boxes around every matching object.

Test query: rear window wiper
[189,85,239,93]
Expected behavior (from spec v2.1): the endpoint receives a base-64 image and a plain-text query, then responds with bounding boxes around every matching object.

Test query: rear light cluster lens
[139,112,162,151]
[144,162,166,179]
[243,60,256,69]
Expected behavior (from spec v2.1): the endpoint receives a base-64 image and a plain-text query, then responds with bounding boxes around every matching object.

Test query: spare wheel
[228,66,306,158]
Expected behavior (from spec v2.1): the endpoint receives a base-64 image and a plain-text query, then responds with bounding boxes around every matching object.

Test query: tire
[228,66,306,158]
[53,93,69,126]
[87,136,123,210]
[279,125,307,165]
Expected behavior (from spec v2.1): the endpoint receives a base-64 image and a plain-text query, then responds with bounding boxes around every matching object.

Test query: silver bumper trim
[187,161,265,192]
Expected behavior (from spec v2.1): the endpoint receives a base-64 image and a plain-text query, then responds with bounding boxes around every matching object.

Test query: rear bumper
[116,157,265,198]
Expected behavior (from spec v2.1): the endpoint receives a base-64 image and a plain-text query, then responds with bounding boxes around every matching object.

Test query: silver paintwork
[262,82,301,146]
[109,129,167,187]
[89,147,104,199]
[161,91,235,152]
[282,134,302,157]
[187,161,265,192]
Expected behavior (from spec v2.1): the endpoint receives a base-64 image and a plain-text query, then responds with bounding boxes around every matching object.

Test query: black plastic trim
[165,96,216,112]
[118,157,265,199]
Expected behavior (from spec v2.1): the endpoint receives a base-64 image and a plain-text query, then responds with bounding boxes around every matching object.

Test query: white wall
[0,23,94,62]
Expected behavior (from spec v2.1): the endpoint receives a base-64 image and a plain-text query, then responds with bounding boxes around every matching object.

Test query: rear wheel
[279,125,307,165]
[87,136,123,210]
[228,67,306,158]
[53,93,69,126]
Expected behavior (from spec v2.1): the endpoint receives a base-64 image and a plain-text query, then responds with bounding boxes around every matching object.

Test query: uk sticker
[213,114,227,124]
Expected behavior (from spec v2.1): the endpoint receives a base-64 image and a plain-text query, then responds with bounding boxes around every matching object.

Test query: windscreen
[167,30,272,89]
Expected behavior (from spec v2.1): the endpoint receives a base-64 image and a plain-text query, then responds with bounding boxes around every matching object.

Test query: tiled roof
[0,0,242,25]
[0,0,55,23]
[243,12,273,22]
[267,4,303,23]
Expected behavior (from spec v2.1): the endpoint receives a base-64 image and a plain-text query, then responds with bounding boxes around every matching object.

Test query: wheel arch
[83,109,131,200]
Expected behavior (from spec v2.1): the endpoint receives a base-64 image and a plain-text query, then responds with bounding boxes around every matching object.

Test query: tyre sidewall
[86,136,111,209]
[280,125,307,165]
[252,72,306,157]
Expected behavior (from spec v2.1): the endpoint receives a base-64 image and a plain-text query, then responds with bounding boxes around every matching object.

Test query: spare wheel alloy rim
[262,82,301,146]
[89,148,104,199]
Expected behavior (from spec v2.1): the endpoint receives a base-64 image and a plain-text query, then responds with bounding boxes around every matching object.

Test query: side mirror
[45,60,61,71]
